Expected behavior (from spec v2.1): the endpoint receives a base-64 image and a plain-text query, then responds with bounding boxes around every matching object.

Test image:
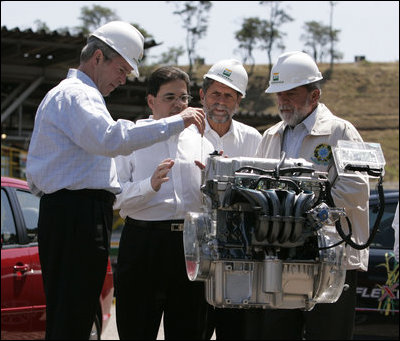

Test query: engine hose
[237,187,270,214]
[294,191,314,216]
[278,166,316,175]
[274,151,286,178]
[326,176,385,250]
[283,190,296,216]
[280,190,296,243]
[262,189,281,243]
[292,191,315,242]
[235,187,271,242]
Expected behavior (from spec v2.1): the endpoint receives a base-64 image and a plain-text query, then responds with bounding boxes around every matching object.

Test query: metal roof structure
[1,26,278,150]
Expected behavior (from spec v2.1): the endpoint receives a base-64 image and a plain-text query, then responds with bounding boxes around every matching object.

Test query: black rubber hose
[326,176,385,250]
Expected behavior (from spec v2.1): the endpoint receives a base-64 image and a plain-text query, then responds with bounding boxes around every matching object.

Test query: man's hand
[179,107,205,135]
[194,160,206,170]
[151,158,174,191]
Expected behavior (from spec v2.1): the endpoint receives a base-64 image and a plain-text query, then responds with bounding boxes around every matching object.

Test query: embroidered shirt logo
[311,143,332,165]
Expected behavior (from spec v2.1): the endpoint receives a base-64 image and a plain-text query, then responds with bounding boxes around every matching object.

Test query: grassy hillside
[318,62,398,188]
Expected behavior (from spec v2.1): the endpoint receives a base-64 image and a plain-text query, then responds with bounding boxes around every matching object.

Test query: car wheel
[89,314,101,340]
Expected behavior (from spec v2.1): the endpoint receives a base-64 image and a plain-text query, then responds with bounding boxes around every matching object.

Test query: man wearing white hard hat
[26,21,206,339]
[200,59,262,339]
[200,59,262,158]
[249,51,369,339]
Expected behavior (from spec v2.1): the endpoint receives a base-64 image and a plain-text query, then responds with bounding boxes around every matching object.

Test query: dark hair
[202,77,214,94]
[80,36,119,63]
[146,66,190,96]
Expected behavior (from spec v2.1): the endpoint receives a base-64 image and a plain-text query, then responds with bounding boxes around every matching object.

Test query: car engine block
[183,156,347,311]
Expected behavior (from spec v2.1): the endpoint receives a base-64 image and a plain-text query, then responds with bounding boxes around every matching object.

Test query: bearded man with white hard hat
[26,21,205,340]
[199,60,262,340]
[200,59,262,158]
[246,51,370,340]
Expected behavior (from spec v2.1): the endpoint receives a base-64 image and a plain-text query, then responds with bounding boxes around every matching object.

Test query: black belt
[126,217,185,232]
[45,188,116,205]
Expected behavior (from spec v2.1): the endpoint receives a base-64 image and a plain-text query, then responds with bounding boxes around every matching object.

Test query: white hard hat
[265,51,323,93]
[204,59,248,97]
[90,21,144,80]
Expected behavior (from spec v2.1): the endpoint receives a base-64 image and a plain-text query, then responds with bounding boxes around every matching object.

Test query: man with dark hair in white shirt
[114,66,214,340]
[26,21,205,340]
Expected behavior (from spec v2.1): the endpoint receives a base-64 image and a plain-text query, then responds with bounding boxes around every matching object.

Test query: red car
[1,176,114,340]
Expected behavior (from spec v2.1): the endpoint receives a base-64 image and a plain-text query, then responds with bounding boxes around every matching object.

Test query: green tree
[157,46,185,65]
[301,20,341,64]
[167,1,212,79]
[76,4,120,35]
[329,1,340,69]
[131,23,154,40]
[74,5,154,63]
[234,17,262,75]
[259,1,294,75]
[301,21,330,62]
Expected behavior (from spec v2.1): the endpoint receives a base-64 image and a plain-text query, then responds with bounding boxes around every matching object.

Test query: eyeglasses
[161,94,193,104]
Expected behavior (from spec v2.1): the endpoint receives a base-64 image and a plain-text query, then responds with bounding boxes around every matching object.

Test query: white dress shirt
[26,69,185,196]
[204,118,262,157]
[114,121,214,221]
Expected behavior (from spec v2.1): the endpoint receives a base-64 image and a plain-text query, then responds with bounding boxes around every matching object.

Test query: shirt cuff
[141,176,157,195]
[164,114,185,136]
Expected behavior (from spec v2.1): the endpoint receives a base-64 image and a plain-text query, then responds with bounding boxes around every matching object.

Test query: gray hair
[304,81,322,98]
[80,36,119,63]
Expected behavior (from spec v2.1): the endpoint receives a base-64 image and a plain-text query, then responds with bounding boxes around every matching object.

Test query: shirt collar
[205,117,235,136]
[301,107,318,134]
[67,69,98,90]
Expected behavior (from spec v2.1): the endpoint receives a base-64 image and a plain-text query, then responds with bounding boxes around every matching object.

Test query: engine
[183,141,385,311]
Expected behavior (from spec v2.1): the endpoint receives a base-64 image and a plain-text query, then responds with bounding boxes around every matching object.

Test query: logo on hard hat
[272,73,280,81]
[222,68,232,77]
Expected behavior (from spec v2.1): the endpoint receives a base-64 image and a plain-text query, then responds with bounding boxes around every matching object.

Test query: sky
[1,1,399,65]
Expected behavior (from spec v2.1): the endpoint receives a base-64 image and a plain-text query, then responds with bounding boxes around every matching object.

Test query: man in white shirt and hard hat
[26,21,205,339]
[199,59,262,339]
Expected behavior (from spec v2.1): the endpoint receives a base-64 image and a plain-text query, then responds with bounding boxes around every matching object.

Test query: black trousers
[115,219,210,340]
[38,189,114,340]
[205,306,249,340]
[242,270,358,340]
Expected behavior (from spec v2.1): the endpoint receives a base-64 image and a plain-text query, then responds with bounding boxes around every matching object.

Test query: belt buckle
[171,223,183,232]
